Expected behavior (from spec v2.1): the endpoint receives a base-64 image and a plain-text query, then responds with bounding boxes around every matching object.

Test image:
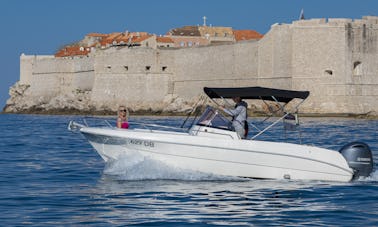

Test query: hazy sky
[1,0,378,108]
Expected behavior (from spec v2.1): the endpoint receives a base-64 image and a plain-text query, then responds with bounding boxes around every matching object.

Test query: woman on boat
[117,105,129,129]
[222,97,248,139]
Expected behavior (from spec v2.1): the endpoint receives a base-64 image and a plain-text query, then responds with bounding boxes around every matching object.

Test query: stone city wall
[91,47,175,110]
[88,41,259,111]
[20,55,94,96]
[5,16,378,116]
[172,41,259,99]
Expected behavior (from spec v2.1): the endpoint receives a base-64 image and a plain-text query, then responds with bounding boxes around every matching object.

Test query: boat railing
[190,126,236,139]
[131,122,187,133]
[250,112,293,140]
[70,116,188,133]
[82,118,113,128]
[74,116,115,128]
[249,98,305,142]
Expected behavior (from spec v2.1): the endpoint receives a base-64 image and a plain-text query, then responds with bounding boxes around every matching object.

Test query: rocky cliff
[3,81,199,115]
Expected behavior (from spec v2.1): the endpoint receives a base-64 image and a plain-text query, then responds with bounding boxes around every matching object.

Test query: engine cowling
[339,142,374,180]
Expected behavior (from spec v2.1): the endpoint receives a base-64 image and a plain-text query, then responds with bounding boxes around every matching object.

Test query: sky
[1,0,378,109]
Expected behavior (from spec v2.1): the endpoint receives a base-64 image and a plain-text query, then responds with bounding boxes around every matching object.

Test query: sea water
[0,114,377,226]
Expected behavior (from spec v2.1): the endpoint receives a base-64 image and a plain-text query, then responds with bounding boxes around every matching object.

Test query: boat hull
[80,126,354,182]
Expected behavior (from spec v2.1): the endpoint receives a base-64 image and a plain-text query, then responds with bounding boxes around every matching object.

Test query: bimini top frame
[203,86,310,140]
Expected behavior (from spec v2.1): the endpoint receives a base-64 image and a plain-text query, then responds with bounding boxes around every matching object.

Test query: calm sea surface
[0,114,377,226]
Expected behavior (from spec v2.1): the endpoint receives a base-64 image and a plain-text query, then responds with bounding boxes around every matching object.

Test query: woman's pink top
[121,121,129,129]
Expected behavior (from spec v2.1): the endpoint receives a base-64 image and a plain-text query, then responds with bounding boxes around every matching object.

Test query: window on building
[162,66,167,72]
[124,66,128,71]
[353,61,362,76]
[324,70,333,75]
[106,65,112,72]
[180,41,185,47]
[146,66,151,71]
[188,41,193,47]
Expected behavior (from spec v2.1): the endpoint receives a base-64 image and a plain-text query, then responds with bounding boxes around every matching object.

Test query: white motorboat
[68,87,374,182]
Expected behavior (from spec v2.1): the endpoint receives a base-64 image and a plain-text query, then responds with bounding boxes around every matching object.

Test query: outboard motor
[339,142,374,179]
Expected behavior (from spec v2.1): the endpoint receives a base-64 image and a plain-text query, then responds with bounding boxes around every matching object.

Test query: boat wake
[358,169,378,182]
[103,151,241,181]
[102,151,378,182]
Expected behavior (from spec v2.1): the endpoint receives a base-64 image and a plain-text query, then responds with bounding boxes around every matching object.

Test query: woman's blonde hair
[118,105,129,119]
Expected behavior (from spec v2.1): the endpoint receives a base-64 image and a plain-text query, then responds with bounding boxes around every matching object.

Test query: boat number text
[129,139,155,147]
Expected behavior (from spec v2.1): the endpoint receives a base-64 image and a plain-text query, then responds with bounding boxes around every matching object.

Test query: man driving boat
[221,97,248,139]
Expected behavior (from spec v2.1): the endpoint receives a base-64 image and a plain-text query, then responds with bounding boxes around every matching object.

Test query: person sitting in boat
[221,97,248,139]
[117,105,129,129]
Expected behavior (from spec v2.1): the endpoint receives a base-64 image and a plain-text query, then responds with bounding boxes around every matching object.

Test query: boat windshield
[196,106,234,131]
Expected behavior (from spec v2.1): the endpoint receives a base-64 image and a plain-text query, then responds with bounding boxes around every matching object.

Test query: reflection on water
[87,174,377,226]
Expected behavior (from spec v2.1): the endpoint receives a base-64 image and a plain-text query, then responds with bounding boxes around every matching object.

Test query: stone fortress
[4,16,378,116]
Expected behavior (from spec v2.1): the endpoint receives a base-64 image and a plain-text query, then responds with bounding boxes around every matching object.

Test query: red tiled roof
[114,34,130,43]
[156,36,174,43]
[233,30,263,41]
[98,33,121,46]
[56,27,264,57]
[99,32,152,46]
[56,31,155,56]
[133,34,153,43]
[55,46,90,57]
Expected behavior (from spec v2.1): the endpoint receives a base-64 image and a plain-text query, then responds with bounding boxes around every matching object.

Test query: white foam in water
[103,150,378,182]
[103,150,239,181]
[359,170,378,182]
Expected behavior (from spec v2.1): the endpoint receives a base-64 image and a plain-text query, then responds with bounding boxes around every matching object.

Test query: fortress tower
[255,16,378,114]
